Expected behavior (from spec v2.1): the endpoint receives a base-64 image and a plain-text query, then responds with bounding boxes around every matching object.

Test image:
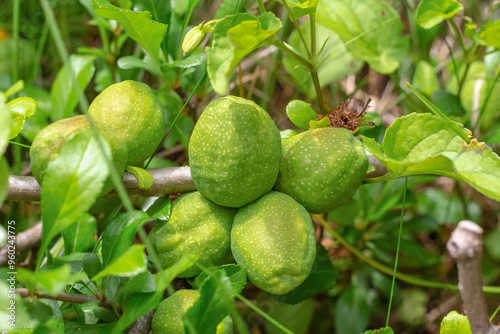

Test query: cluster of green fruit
[29,80,166,190]
[150,96,368,332]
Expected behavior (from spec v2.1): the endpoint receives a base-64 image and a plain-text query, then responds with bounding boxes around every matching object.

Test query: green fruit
[277,127,368,214]
[231,191,316,295]
[188,96,281,207]
[149,191,237,278]
[88,80,166,166]
[152,289,233,334]
[29,115,128,192]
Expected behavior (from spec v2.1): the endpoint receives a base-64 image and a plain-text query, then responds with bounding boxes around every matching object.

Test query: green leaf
[92,244,147,281]
[38,131,110,268]
[283,22,362,99]
[440,311,472,334]
[171,49,206,69]
[17,265,87,296]
[183,270,234,334]
[62,213,97,254]
[416,0,464,29]
[214,0,246,19]
[317,0,409,74]
[334,285,370,334]
[83,253,102,279]
[0,95,11,156]
[110,255,198,334]
[363,327,394,334]
[7,97,37,140]
[0,158,8,206]
[93,0,167,65]
[3,80,24,99]
[263,299,314,334]
[192,264,247,295]
[412,60,439,96]
[269,245,337,305]
[117,55,159,75]
[479,21,500,48]
[101,211,150,266]
[206,12,282,95]
[51,55,95,120]
[125,166,154,190]
[362,113,500,201]
[286,100,318,130]
[281,0,318,18]
[308,116,330,129]
[145,196,171,221]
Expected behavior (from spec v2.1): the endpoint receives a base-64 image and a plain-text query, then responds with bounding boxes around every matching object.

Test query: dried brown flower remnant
[310,97,374,132]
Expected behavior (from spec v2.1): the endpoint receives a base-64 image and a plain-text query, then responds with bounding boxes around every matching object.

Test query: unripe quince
[151,289,233,334]
[231,191,316,295]
[189,96,281,207]
[29,115,128,193]
[88,80,166,166]
[277,127,368,214]
[149,191,237,278]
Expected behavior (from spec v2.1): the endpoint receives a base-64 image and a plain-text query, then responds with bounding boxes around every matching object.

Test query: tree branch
[0,222,42,266]
[446,220,500,334]
[128,310,155,334]
[7,166,196,202]
[16,288,112,309]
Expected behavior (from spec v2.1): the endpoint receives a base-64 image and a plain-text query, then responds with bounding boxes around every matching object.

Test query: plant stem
[256,0,266,14]
[8,141,30,149]
[236,294,294,334]
[12,0,20,83]
[386,177,407,326]
[313,214,500,294]
[272,39,312,70]
[449,19,466,55]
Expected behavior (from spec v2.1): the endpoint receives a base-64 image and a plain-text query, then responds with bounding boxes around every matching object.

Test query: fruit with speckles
[277,127,368,214]
[231,191,316,295]
[88,80,166,166]
[188,95,281,207]
[29,115,128,192]
[149,191,237,278]
[151,289,233,334]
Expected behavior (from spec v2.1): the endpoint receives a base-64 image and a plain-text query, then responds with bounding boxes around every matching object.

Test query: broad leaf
[92,244,147,281]
[264,299,314,334]
[364,327,394,334]
[183,270,234,334]
[361,113,500,202]
[145,196,171,221]
[214,0,246,19]
[93,0,167,65]
[110,254,198,334]
[17,265,87,296]
[416,0,464,29]
[440,311,472,334]
[412,60,439,96]
[281,0,318,18]
[479,21,500,48]
[117,55,159,75]
[82,253,102,279]
[192,264,247,295]
[206,12,281,95]
[62,213,97,254]
[51,55,95,120]
[270,245,337,305]
[38,132,110,268]
[285,100,318,130]
[125,166,154,190]
[7,97,37,139]
[0,95,11,156]
[334,285,370,334]
[101,211,150,266]
[0,158,8,206]
[317,0,409,74]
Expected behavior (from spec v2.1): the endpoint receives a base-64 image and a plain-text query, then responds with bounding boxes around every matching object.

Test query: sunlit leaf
[479,21,500,48]
[281,0,318,18]
[3,80,24,99]
[0,95,11,156]
[126,166,154,190]
[93,0,167,65]
[92,244,147,281]
[51,55,95,120]
[38,132,110,268]
[440,311,472,334]
[286,100,318,130]
[317,0,409,74]
[362,113,500,201]
[7,97,37,140]
[207,12,281,95]
[416,0,464,29]
[17,265,87,296]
